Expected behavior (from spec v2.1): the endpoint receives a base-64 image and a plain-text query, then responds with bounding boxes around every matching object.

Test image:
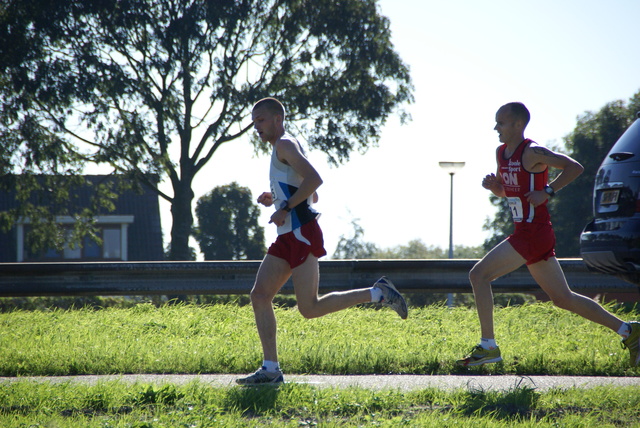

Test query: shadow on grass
[223,385,281,417]
[459,383,539,420]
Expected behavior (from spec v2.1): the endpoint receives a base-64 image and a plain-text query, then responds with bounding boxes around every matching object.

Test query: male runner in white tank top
[236,97,408,385]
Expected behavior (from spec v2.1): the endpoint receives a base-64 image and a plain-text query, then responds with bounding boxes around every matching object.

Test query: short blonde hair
[252,97,285,119]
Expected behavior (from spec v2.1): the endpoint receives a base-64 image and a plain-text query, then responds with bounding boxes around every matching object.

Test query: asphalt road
[2,374,639,391]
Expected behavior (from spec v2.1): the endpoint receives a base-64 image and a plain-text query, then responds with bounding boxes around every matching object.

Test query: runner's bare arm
[269,138,323,226]
[483,172,506,197]
[257,192,273,206]
[275,139,323,208]
[526,146,584,192]
[523,146,584,206]
[485,147,506,197]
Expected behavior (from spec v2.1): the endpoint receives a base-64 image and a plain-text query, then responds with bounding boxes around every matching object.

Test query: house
[0,175,164,262]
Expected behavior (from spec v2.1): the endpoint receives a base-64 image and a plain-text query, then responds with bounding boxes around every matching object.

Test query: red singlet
[498,139,555,264]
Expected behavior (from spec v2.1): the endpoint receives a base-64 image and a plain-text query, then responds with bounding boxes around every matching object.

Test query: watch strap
[280,200,292,212]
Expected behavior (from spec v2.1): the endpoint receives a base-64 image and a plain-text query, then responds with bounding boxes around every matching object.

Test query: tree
[0,0,116,251]
[195,182,265,260]
[332,219,379,259]
[482,195,512,252]
[551,98,639,256]
[483,90,640,255]
[0,0,413,260]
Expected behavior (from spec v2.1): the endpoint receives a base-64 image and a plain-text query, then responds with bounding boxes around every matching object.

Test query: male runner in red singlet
[236,97,408,385]
[457,102,639,367]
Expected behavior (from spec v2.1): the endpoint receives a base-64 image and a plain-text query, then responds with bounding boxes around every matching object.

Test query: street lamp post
[438,161,465,307]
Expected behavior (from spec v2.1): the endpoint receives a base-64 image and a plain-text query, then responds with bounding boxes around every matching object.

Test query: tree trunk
[169,181,195,261]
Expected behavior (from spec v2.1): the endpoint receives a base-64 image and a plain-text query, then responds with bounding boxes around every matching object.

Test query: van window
[607,119,640,156]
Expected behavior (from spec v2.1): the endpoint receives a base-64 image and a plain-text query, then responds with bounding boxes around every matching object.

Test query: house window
[83,235,101,259]
[102,228,121,259]
[63,229,82,260]
[17,215,134,262]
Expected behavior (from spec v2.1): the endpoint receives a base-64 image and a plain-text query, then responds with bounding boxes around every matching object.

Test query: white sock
[617,322,631,339]
[370,287,383,303]
[480,338,497,350]
[262,360,280,372]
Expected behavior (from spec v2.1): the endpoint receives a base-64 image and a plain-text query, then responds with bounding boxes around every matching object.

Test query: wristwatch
[279,200,292,212]
[544,185,555,197]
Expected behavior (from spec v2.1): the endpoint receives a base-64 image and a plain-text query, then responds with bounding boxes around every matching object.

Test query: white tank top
[269,132,319,237]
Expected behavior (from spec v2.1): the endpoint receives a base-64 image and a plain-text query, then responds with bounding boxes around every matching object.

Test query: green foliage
[195,182,265,260]
[551,93,640,256]
[0,0,413,260]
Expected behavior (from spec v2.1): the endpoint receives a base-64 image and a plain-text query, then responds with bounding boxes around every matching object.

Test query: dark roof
[0,175,164,261]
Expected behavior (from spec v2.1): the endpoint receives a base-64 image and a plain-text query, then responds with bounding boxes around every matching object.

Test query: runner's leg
[527,257,624,332]
[292,255,370,319]
[469,240,526,339]
[250,254,292,363]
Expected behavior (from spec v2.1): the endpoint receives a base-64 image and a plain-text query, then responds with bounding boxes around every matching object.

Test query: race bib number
[507,197,523,222]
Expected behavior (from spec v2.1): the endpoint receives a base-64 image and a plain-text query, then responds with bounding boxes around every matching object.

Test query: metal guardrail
[0,259,637,297]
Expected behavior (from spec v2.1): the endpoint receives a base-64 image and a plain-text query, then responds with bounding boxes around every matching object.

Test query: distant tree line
[332,219,484,260]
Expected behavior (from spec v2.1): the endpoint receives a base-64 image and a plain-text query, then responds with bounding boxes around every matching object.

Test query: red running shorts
[267,218,327,268]
[507,222,556,265]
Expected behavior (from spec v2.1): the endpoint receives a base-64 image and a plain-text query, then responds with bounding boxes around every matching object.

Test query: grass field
[1,301,638,376]
[1,380,639,427]
[0,301,639,426]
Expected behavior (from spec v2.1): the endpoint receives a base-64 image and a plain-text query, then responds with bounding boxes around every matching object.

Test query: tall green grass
[0,302,638,376]
[0,380,639,427]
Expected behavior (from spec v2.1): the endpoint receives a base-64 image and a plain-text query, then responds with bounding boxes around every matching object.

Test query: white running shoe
[373,276,408,319]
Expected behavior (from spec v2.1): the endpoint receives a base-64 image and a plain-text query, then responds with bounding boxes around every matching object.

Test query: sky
[161,0,640,260]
